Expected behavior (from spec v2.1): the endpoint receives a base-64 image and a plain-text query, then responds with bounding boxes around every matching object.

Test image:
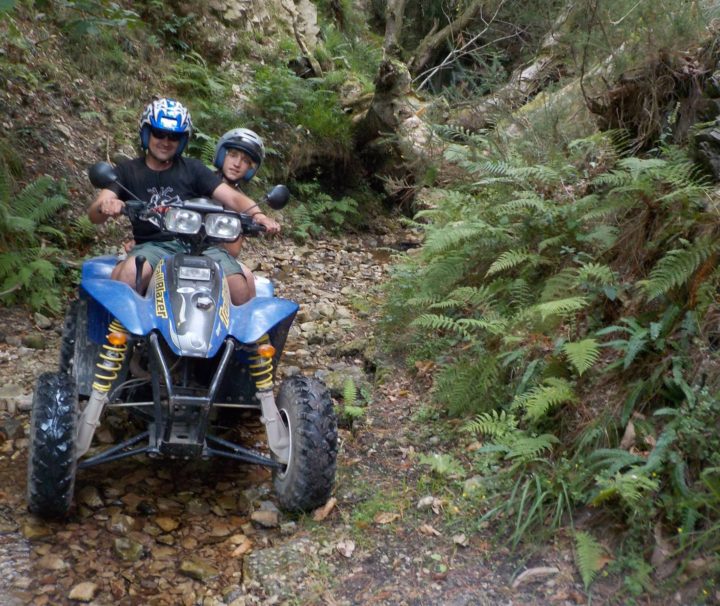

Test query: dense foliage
[2,0,720,599]
[374,1,720,599]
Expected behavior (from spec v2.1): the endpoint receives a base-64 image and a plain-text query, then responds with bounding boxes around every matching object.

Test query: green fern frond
[411,313,469,338]
[505,433,559,461]
[28,193,67,224]
[343,378,357,407]
[592,470,659,507]
[486,249,545,277]
[577,263,616,286]
[508,277,534,309]
[526,296,589,321]
[423,223,490,255]
[563,339,601,376]
[581,224,619,249]
[434,358,504,415]
[574,531,605,589]
[513,377,576,421]
[541,268,578,302]
[446,286,496,307]
[463,409,519,438]
[2,215,35,234]
[406,294,442,307]
[639,238,717,300]
[496,192,550,215]
[456,316,507,335]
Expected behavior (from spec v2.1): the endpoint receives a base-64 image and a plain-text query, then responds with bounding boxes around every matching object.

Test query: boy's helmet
[213,128,265,181]
[139,98,193,155]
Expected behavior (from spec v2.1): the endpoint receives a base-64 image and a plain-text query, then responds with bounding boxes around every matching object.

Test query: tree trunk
[408,0,487,77]
[383,0,407,58]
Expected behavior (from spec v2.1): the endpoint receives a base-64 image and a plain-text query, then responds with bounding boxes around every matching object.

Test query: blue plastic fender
[229,297,299,345]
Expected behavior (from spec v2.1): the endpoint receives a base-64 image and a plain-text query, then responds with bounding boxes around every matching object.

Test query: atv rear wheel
[27,372,78,518]
[273,376,337,512]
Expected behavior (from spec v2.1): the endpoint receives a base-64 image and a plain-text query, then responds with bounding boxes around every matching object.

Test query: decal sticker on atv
[155,259,168,319]
[219,278,230,328]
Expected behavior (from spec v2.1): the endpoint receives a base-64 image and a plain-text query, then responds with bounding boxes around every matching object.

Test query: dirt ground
[0,232,591,606]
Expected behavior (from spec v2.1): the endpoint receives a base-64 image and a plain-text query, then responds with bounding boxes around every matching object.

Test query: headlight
[178,266,212,280]
[165,208,202,234]
[205,213,242,240]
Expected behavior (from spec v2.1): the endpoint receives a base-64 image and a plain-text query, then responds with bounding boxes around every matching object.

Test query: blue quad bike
[26,162,337,518]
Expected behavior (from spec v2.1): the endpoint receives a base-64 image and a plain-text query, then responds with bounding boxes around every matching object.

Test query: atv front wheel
[273,376,337,512]
[27,372,78,518]
[58,300,79,374]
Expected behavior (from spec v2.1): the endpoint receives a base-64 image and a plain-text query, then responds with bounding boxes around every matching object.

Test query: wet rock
[315,365,369,397]
[215,494,237,512]
[68,581,98,602]
[21,334,46,350]
[77,486,103,509]
[0,384,25,413]
[21,522,52,540]
[135,499,157,516]
[33,313,53,330]
[113,537,145,561]
[108,513,135,534]
[250,510,279,529]
[0,415,23,441]
[38,553,67,570]
[155,516,180,532]
[179,558,219,582]
[185,498,210,516]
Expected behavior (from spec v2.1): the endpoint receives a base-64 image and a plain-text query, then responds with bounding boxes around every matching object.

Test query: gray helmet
[213,128,265,181]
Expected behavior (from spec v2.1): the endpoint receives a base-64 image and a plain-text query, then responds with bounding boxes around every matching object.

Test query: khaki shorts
[129,240,243,276]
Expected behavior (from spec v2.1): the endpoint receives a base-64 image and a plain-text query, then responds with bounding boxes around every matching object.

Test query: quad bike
[26,162,337,518]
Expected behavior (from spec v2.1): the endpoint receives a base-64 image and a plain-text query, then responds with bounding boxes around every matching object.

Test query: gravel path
[0,233,586,605]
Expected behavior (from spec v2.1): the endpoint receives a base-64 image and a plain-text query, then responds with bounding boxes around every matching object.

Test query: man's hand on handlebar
[99,197,125,218]
[253,213,280,234]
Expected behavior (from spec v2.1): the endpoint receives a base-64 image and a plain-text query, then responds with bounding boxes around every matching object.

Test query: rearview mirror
[88,162,118,189]
[265,185,290,210]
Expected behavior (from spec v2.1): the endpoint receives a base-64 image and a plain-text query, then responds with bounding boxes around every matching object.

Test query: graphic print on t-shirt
[145,186,183,229]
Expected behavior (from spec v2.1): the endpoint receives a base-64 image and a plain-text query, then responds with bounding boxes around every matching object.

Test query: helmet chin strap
[222,171,242,187]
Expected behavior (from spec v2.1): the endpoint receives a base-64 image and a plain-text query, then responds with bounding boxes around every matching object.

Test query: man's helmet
[139,98,193,155]
[213,128,265,182]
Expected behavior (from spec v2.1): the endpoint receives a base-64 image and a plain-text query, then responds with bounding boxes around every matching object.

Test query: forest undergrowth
[380,122,720,600]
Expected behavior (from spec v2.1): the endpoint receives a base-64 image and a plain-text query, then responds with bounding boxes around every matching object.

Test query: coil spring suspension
[92,319,129,393]
[249,334,274,390]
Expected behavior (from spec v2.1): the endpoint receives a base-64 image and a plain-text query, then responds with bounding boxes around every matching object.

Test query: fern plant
[0,170,69,311]
[574,531,606,589]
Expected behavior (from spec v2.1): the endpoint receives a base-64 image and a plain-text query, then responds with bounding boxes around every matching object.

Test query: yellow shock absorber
[92,319,129,393]
[249,334,275,391]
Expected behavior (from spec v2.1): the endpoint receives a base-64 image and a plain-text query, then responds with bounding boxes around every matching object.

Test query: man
[88,98,279,304]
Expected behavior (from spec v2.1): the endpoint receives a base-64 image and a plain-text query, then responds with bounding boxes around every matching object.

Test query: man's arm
[88,188,125,225]
[212,183,280,233]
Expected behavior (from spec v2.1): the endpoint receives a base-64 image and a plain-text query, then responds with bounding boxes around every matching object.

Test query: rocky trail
[0,232,586,606]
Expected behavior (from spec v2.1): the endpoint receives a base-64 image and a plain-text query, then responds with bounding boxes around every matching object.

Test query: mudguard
[79,256,297,356]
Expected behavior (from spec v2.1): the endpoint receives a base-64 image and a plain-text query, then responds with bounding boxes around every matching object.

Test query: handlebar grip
[244,222,267,235]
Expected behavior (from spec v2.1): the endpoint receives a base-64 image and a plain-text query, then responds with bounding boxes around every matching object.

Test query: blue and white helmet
[213,128,265,181]
[139,98,193,155]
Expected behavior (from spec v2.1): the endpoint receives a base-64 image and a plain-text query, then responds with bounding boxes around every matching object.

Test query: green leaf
[574,531,605,589]
[563,339,600,376]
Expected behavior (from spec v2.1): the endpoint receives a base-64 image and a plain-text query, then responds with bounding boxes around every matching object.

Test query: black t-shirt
[109,156,223,243]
